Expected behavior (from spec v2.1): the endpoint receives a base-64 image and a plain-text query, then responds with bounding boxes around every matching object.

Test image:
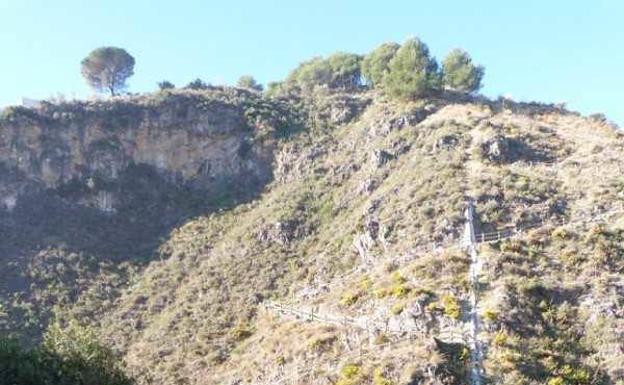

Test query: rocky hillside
[0,87,296,342]
[1,86,623,385]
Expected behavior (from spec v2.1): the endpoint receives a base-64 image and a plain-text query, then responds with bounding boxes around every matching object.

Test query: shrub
[326,52,363,89]
[340,291,361,306]
[237,75,263,91]
[391,302,405,315]
[362,42,400,87]
[382,38,441,100]
[230,322,253,341]
[483,309,499,322]
[373,367,394,385]
[307,334,336,352]
[157,80,175,90]
[265,81,283,97]
[337,364,362,385]
[441,49,484,93]
[547,377,565,385]
[551,227,569,240]
[391,271,406,285]
[500,240,523,253]
[492,330,508,346]
[42,320,133,385]
[284,52,362,92]
[341,364,361,378]
[441,294,461,319]
[359,275,373,291]
[186,78,209,90]
[374,288,389,298]
[0,321,134,385]
[391,284,410,298]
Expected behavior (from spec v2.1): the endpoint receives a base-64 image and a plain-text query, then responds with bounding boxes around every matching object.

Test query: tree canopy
[81,47,135,96]
[442,49,484,93]
[382,38,441,100]
[186,78,209,90]
[237,75,263,91]
[284,52,362,92]
[157,80,175,90]
[361,42,400,87]
[271,37,485,100]
[325,52,362,89]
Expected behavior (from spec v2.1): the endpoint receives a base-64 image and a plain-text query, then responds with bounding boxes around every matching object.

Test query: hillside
[1,86,623,385]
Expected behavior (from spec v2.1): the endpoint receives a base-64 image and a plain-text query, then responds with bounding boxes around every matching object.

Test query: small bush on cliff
[186,78,209,90]
[157,80,175,90]
[237,75,263,91]
[442,49,484,93]
[382,38,441,100]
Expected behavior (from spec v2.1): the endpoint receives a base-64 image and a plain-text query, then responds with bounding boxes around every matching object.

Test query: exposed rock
[0,91,278,213]
[370,149,392,168]
[434,134,459,151]
[370,109,429,137]
[275,143,326,182]
[481,135,511,163]
[257,219,309,245]
[359,178,378,194]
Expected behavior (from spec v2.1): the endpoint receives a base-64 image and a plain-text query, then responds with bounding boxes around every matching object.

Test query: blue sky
[0,0,622,125]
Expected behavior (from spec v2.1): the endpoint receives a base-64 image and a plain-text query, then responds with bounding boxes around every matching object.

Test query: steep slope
[2,88,623,385]
[0,87,297,343]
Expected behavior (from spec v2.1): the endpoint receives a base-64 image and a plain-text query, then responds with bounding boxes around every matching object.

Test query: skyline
[0,0,622,126]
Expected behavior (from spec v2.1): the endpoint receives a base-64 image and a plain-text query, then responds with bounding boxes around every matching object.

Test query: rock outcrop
[0,89,280,213]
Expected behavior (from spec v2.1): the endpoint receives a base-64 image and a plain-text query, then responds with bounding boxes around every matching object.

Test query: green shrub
[0,320,133,385]
[391,284,410,298]
[157,80,175,90]
[483,309,499,322]
[492,331,508,346]
[382,38,441,100]
[340,291,361,306]
[441,294,461,319]
[337,364,362,385]
[391,302,405,315]
[284,52,362,93]
[441,49,484,93]
[362,42,400,87]
[373,367,394,385]
[230,322,253,341]
[186,78,209,90]
[237,75,263,91]
[551,227,569,240]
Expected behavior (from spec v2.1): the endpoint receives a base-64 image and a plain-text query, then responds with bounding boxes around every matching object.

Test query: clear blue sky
[1,0,622,125]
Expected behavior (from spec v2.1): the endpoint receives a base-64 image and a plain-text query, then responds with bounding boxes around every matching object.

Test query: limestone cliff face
[0,89,279,213]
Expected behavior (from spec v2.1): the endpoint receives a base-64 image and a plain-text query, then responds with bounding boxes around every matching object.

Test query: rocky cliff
[0,88,283,213]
